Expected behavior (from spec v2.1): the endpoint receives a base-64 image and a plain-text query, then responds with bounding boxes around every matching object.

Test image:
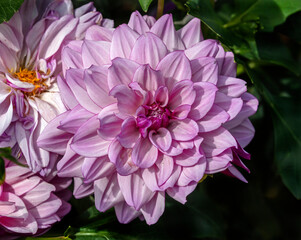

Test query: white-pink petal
[108,57,140,90]
[151,14,184,51]
[82,40,111,68]
[149,128,172,152]
[168,119,198,141]
[156,51,192,90]
[132,137,158,168]
[71,115,110,157]
[118,117,140,148]
[110,24,139,59]
[118,173,155,210]
[130,32,168,69]
[177,18,203,48]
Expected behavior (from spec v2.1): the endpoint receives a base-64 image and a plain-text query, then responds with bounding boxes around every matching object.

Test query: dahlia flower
[0,159,71,238]
[0,0,105,176]
[38,11,258,224]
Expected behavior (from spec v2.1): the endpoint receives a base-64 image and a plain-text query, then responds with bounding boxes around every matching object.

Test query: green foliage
[138,0,153,12]
[0,156,4,185]
[0,0,23,22]
[0,148,27,186]
[187,0,301,200]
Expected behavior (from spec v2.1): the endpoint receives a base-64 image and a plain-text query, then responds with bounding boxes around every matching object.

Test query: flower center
[137,102,171,137]
[14,68,48,96]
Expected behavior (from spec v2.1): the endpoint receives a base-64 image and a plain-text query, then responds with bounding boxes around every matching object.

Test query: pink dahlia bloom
[0,0,105,176]
[0,159,71,238]
[38,11,258,224]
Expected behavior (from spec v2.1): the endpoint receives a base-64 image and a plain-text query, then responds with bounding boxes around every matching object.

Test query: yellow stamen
[14,68,48,96]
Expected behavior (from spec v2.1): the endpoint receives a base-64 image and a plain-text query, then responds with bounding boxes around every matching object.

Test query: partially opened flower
[39,11,258,224]
[0,159,71,238]
[0,0,104,176]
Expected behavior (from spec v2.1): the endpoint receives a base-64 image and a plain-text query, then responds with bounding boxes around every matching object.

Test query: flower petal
[229,118,255,148]
[149,128,172,152]
[59,105,94,134]
[109,85,143,116]
[128,11,150,34]
[174,137,204,167]
[197,105,229,133]
[168,119,198,141]
[38,111,73,155]
[82,40,111,68]
[39,16,78,59]
[205,149,233,173]
[177,157,206,186]
[188,82,218,121]
[108,58,140,90]
[82,156,115,183]
[108,139,139,176]
[185,39,219,60]
[141,192,165,225]
[167,182,197,204]
[168,80,196,110]
[73,177,94,199]
[215,92,243,121]
[0,22,21,52]
[84,66,115,108]
[156,51,191,90]
[85,25,114,41]
[65,69,102,113]
[0,97,13,136]
[115,201,141,224]
[57,75,79,110]
[177,18,203,48]
[71,115,110,157]
[110,24,139,59]
[223,92,259,129]
[61,46,83,73]
[118,173,155,210]
[57,141,84,178]
[98,103,122,141]
[94,174,124,212]
[191,57,218,84]
[132,64,164,94]
[217,76,247,98]
[201,127,237,157]
[130,32,168,69]
[151,14,184,51]
[118,117,140,148]
[132,137,158,168]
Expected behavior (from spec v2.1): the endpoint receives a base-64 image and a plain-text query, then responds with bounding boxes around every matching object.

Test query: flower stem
[156,0,164,19]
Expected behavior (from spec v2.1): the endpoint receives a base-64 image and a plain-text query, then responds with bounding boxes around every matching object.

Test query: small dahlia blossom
[0,159,71,238]
[39,11,258,224]
[0,0,105,175]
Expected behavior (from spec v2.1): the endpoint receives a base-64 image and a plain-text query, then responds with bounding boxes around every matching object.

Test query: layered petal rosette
[38,11,258,224]
[0,0,105,175]
[0,159,71,238]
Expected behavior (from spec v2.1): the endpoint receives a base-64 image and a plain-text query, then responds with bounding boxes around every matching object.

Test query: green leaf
[74,230,117,240]
[224,0,301,32]
[0,157,5,185]
[186,0,259,59]
[0,0,24,23]
[138,0,153,12]
[0,148,27,167]
[272,97,301,199]
[24,237,71,240]
[256,32,301,75]
[187,0,301,61]
[244,65,301,199]
[277,11,301,43]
